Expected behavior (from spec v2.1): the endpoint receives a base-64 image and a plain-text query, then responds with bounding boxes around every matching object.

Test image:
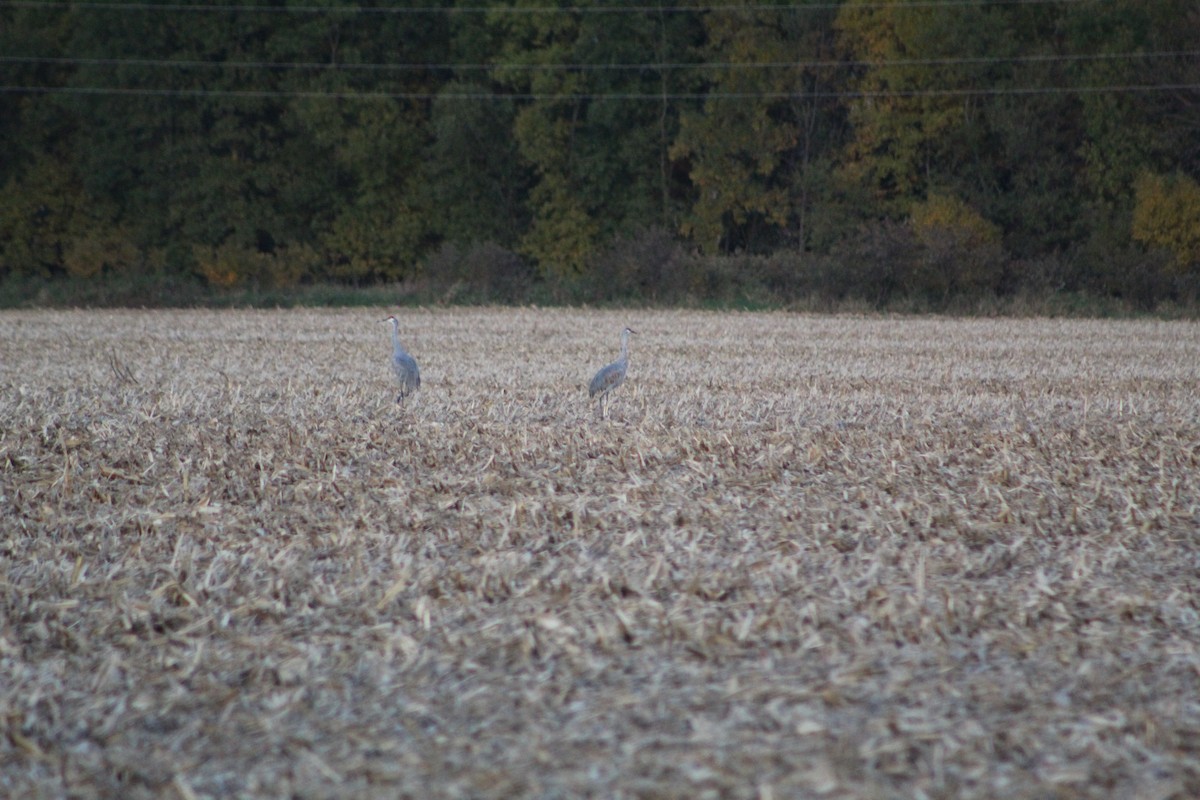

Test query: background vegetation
[1,0,1198,311]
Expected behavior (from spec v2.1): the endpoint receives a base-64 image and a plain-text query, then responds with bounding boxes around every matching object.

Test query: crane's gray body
[384,316,421,402]
[391,350,420,397]
[589,360,626,398]
[589,327,636,417]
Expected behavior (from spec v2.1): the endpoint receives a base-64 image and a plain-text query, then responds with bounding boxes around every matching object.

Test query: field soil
[2,308,1199,799]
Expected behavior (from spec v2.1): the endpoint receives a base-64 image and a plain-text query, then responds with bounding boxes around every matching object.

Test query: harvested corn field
[2,307,1199,799]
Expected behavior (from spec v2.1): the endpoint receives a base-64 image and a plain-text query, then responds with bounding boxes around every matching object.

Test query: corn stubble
[2,308,1198,799]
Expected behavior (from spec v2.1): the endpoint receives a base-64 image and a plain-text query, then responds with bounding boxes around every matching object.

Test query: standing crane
[382,315,420,404]
[589,326,637,418]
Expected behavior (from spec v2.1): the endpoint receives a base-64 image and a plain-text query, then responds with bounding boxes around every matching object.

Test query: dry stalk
[1,308,1198,799]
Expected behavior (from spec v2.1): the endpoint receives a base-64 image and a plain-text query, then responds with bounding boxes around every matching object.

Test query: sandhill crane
[589,326,637,418]
[383,315,420,403]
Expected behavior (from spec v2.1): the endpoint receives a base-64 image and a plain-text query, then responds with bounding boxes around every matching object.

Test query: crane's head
[382,315,399,325]
[623,327,638,335]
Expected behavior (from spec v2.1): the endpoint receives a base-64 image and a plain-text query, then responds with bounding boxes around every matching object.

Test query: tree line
[1,0,1198,310]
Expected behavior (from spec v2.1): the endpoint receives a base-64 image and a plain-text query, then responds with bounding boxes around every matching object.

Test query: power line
[0,0,1108,13]
[4,50,1195,74]
[2,82,1194,100]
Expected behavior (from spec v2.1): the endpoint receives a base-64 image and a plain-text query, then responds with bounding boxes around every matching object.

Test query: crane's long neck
[389,319,405,354]
[619,330,630,362]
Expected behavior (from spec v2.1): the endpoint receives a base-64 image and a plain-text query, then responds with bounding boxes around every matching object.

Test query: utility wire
[0,0,1108,13]
[2,83,1194,100]
[3,50,1195,73]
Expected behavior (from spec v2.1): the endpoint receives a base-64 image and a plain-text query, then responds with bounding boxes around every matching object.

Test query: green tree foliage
[1132,172,1200,273]
[910,192,1004,300]
[64,9,305,267]
[671,3,832,254]
[487,2,592,274]
[490,0,700,274]
[422,83,531,249]
[0,7,73,191]
[0,156,85,279]
[315,101,429,283]
[833,0,1010,211]
[1,2,1198,308]
[1063,1,1200,204]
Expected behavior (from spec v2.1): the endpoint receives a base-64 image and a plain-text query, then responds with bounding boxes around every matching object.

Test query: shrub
[1131,171,1200,273]
[755,250,823,303]
[909,194,1005,302]
[584,227,688,303]
[422,241,534,304]
[828,220,920,307]
[63,227,141,280]
[193,242,318,289]
[519,185,599,279]
[1081,241,1174,311]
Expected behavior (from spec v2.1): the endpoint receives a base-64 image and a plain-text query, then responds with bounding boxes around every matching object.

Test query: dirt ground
[2,308,1198,799]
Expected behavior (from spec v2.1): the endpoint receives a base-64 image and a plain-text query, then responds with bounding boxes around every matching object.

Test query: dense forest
[2,1,1198,309]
